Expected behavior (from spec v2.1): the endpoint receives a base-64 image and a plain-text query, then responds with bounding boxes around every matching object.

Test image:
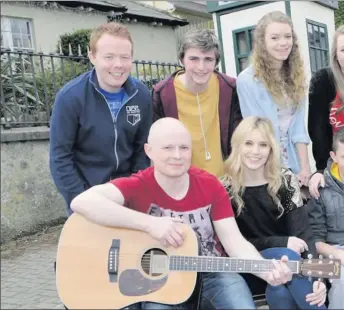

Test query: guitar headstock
[300,255,341,279]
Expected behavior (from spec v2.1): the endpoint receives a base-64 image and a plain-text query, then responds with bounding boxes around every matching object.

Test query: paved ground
[1,225,64,309]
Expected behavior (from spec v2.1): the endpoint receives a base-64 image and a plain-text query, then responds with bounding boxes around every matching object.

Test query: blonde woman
[222,116,326,309]
[237,11,311,186]
[308,25,344,199]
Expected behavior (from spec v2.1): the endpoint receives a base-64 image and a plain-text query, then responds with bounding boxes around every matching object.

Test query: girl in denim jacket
[237,11,311,186]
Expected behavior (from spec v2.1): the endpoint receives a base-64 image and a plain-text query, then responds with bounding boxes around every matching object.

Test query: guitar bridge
[108,239,120,283]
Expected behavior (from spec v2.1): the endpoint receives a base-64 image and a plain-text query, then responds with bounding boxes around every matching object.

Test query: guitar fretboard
[169,256,299,274]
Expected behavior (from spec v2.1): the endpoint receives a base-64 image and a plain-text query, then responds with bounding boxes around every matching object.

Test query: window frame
[306,19,329,74]
[232,25,255,75]
[1,16,35,51]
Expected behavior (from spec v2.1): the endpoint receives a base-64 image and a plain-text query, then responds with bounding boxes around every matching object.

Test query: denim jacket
[237,65,310,174]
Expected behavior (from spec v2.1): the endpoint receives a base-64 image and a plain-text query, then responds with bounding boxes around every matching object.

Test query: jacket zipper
[113,89,138,170]
[90,80,138,171]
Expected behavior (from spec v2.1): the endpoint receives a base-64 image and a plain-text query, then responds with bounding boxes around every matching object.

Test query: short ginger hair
[89,22,133,54]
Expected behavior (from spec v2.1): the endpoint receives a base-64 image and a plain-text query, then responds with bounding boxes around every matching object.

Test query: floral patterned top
[277,101,296,168]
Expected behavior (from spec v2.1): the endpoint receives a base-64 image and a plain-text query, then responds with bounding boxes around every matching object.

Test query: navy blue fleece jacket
[49,69,152,215]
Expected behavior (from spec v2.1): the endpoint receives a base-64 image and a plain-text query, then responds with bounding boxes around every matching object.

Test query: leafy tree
[335,1,344,28]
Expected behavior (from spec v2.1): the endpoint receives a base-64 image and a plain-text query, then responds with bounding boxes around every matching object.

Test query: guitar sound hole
[141,248,168,277]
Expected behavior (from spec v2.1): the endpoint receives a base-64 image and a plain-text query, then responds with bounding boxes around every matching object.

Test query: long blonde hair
[331,25,344,109]
[222,116,285,216]
[251,11,306,107]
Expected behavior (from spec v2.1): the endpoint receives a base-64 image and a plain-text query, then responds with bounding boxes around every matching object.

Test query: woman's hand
[297,167,311,187]
[287,237,308,255]
[305,281,327,307]
[308,173,325,199]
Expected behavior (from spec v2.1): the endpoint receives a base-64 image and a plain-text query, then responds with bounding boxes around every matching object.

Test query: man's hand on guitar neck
[259,255,293,286]
[214,217,293,287]
[145,216,185,248]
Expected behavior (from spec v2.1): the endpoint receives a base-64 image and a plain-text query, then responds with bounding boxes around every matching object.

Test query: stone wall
[1,127,66,244]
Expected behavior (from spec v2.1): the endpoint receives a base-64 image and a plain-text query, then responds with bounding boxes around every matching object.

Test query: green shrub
[1,57,43,121]
[57,29,92,56]
[335,1,344,28]
[1,55,89,126]
[34,60,89,110]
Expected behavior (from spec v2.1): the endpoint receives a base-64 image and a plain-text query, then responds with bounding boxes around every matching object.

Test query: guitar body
[56,214,342,309]
[56,213,199,309]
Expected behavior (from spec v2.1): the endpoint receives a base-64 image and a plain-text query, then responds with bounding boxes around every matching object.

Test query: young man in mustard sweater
[152,29,242,177]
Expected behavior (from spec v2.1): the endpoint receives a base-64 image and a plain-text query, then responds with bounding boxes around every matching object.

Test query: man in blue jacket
[50,22,152,216]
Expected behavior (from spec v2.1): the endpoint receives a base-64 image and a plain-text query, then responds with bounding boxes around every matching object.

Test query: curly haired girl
[237,11,311,186]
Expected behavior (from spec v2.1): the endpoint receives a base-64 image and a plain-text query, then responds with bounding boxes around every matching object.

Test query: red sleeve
[109,176,142,210]
[210,179,234,221]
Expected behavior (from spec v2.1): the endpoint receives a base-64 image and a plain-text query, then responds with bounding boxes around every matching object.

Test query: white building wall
[290,1,335,81]
[1,2,106,53]
[1,2,179,63]
[212,12,222,72]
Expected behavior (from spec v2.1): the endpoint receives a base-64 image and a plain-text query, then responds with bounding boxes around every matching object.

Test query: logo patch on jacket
[126,105,141,126]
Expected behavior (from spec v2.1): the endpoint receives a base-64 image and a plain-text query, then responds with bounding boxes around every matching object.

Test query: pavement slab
[1,225,64,309]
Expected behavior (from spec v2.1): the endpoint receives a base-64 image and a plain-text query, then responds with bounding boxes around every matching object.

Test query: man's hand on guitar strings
[265,255,293,286]
[145,217,185,248]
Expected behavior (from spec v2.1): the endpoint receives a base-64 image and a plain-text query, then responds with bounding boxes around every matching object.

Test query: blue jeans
[142,272,255,309]
[261,247,327,310]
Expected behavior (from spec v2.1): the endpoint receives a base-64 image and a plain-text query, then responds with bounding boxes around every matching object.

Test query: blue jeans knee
[261,247,301,261]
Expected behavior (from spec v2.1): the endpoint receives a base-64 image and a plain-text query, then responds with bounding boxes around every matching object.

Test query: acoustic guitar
[56,213,341,309]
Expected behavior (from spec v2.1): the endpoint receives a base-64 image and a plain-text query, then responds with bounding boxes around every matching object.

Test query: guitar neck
[169,255,299,274]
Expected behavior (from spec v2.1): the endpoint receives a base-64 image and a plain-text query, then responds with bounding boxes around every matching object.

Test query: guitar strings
[116,253,299,261]
[107,254,330,273]
[119,255,299,265]
[107,254,302,272]
[115,254,300,266]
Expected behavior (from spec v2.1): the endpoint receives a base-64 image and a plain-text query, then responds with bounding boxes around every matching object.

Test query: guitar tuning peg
[308,254,313,259]
[318,255,323,259]
[329,279,333,284]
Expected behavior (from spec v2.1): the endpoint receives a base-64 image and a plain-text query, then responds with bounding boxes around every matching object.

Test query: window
[233,26,255,74]
[306,20,329,74]
[1,17,34,50]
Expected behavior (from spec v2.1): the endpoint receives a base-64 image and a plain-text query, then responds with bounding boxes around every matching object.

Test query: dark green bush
[335,1,344,28]
[57,29,92,56]
[1,55,89,126]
